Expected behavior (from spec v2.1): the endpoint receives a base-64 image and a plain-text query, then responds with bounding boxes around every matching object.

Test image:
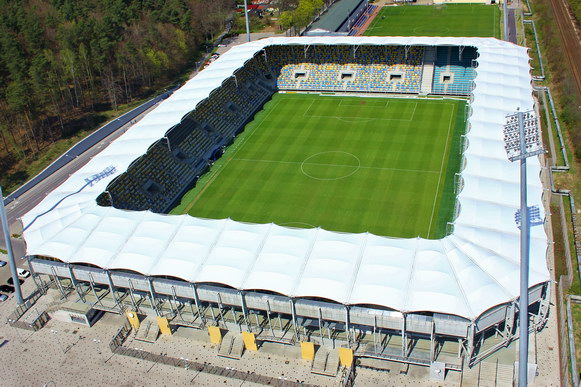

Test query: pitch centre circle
[300,151,361,181]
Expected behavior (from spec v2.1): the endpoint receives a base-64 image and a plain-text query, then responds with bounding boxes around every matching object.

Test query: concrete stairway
[461,362,480,387]
[495,363,515,386]
[311,348,339,376]
[421,47,436,95]
[218,331,244,360]
[479,362,498,386]
[135,318,159,343]
[461,361,515,387]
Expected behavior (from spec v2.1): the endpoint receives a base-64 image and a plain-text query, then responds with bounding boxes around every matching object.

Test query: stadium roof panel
[20,37,549,320]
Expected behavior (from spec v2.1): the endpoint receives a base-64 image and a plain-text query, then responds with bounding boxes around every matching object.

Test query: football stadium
[21,37,549,376]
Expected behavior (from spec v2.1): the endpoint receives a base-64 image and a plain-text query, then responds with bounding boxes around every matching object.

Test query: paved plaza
[0,274,562,386]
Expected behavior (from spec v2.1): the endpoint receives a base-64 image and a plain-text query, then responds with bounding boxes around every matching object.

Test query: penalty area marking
[426,103,456,238]
[304,98,418,122]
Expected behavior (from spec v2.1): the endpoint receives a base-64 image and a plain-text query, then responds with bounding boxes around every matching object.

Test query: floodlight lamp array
[503,110,544,161]
[514,205,544,229]
[85,165,117,187]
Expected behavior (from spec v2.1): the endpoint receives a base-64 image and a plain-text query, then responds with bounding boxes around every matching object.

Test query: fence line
[558,277,572,385]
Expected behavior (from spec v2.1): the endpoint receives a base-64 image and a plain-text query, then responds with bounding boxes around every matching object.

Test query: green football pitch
[364,4,500,38]
[171,93,467,239]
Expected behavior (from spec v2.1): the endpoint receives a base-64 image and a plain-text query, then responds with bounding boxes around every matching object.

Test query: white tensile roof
[21,37,549,320]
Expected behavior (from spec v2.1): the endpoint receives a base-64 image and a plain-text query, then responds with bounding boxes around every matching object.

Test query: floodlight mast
[243,0,251,42]
[503,109,544,387]
[0,187,24,305]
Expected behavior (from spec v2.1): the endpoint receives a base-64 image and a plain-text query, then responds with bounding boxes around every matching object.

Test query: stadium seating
[349,5,378,36]
[103,45,476,213]
[432,46,477,96]
[273,45,424,94]
[105,54,275,213]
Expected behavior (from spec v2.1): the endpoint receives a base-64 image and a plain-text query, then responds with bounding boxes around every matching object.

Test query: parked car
[0,260,6,267]
[0,294,7,302]
[7,277,24,286]
[17,268,30,278]
[0,285,14,293]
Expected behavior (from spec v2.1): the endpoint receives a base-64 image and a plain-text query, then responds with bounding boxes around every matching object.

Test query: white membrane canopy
[21,37,549,320]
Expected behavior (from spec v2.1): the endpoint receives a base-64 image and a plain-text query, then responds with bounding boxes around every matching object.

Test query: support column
[0,186,23,304]
[290,299,300,341]
[127,279,139,312]
[171,286,181,320]
[430,320,435,362]
[147,277,158,315]
[209,302,217,324]
[106,270,119,307]
[466,323,475,366]
[239,291,250,332]
[189,301,195,322]
[88,273,101,306]
[254,312,260,329]
[67,264,85,302]
[373,316,378,353]
[267,300,275,336]
[345,305,351,346]
[217,293,225,325]
[402,313,407,358]
[318,308,324,345]
[191,284,205,325]
[28,257,45,294]
[232,307,241,332]
[51,266,66,299]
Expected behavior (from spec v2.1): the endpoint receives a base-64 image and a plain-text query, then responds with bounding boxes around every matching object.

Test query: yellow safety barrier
[301,341,315,361]
[126,311,140,331]
[338,347,354,367]
[156,316,172,335]
[208,325,222,345]
[242,331,258,351]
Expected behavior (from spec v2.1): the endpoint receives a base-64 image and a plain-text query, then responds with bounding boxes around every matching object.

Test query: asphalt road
[0,102,161,290]
[507,8,517,44]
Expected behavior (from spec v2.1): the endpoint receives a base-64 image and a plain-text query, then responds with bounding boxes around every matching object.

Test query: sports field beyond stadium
[172,93,466,239]
[364,4,500,38]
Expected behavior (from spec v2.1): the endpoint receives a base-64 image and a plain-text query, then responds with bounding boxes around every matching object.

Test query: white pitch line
[229,96,285,157]
[303,99,316,117]
[232,157,440,174]
[427,103,456,238]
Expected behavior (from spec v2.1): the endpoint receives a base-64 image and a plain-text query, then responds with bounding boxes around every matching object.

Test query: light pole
[0,187,23,305]
[502,109,544,387]
[50,329,66,354]
[243,0,251,42]
[503,0,508,41]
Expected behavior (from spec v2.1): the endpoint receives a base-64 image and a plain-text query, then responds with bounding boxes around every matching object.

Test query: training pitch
[364,4,500,38]
[172,93,467,239]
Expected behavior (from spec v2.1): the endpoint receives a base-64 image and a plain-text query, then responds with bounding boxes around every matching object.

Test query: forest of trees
[279,0,325,31]
[0,0,234,193]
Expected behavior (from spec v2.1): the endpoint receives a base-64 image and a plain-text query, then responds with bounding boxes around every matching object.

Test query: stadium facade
[21,37,549,371]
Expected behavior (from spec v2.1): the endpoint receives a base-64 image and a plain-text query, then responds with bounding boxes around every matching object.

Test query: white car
[17,268,30,278]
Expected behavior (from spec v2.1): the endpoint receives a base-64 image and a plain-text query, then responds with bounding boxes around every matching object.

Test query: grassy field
[172,93,466,239]
[364,4,501,38]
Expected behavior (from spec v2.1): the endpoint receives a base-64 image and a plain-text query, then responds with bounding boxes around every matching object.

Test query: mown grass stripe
[171,93,466,239]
